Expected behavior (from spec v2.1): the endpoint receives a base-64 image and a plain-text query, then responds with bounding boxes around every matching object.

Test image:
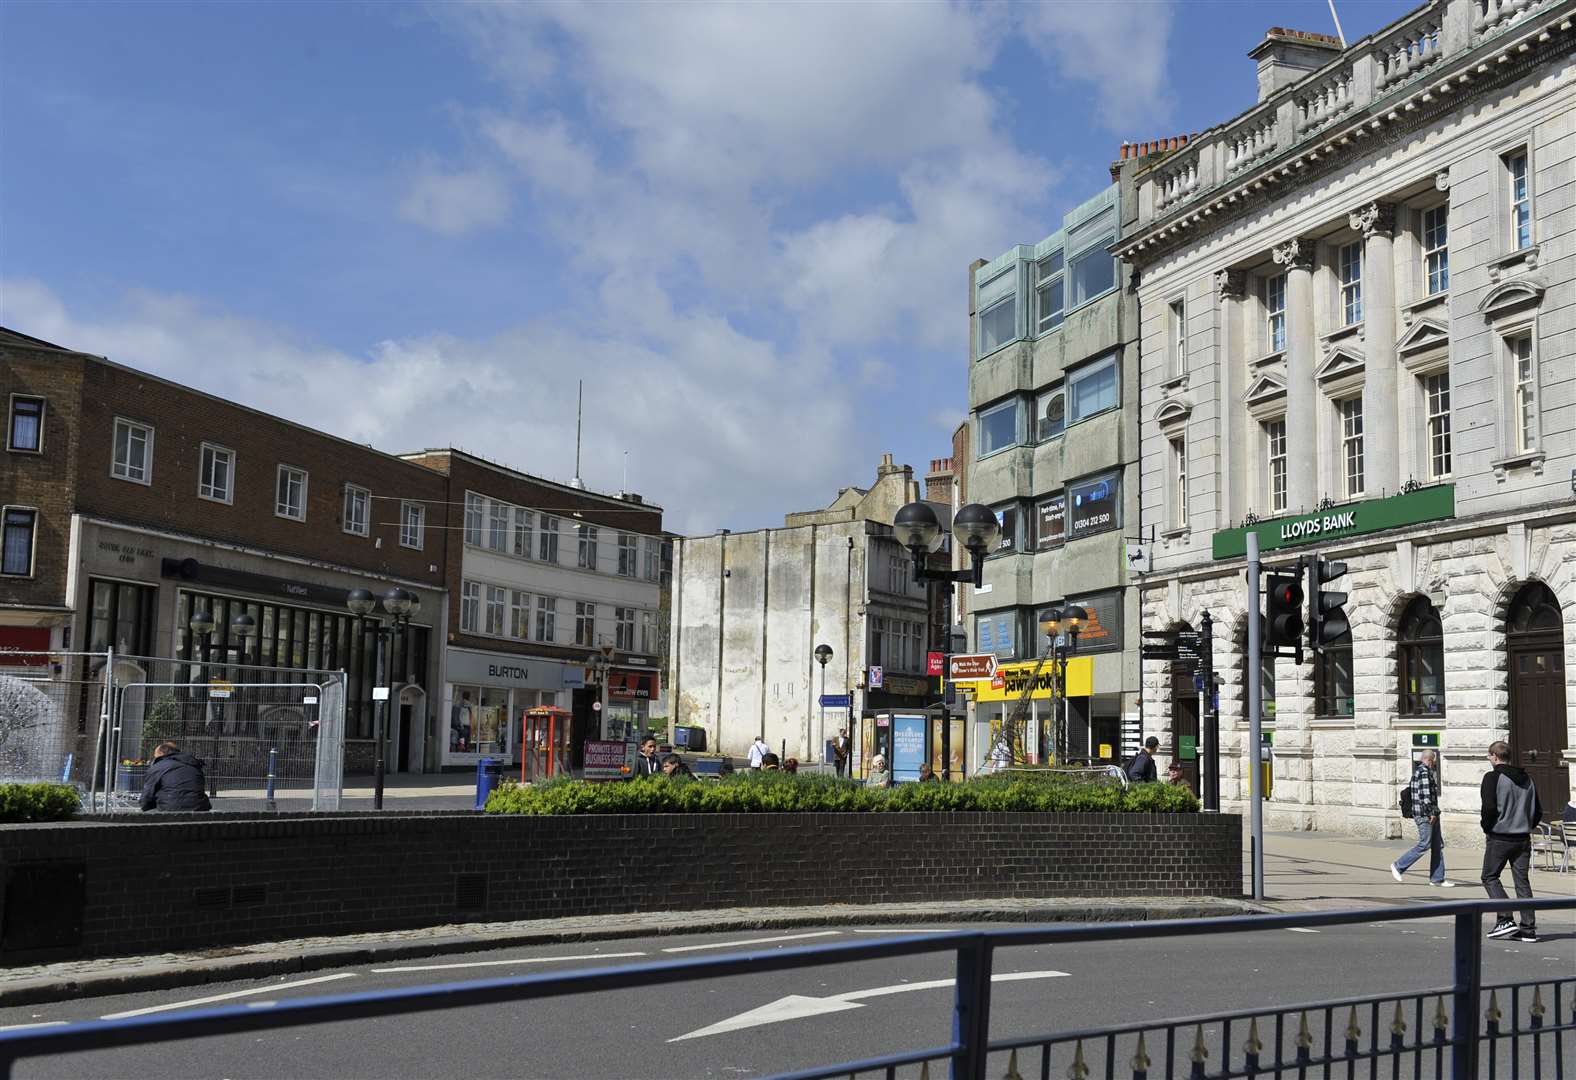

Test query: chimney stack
[1249,28,1344,103]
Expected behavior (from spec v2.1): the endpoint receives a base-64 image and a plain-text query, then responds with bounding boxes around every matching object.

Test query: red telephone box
[522,706,574,783]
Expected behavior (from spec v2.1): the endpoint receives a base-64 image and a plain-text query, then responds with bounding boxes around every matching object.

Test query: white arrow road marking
[372,951,648,973]
[662,931,841,953]
[668,970,1070,1042]
[100,972,358,1020]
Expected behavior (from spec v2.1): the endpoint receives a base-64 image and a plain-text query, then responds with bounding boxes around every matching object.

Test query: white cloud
[0,278,859,535]
[1021,2,1177,132]
[398,166,512,236]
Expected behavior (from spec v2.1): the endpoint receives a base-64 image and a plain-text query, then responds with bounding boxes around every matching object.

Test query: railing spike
[1188,1023,1209,1079]
[1391,1000,1407,1036]
[1296,1011,1313,1049]
[1433,995,1450,1034]
[1065,1040,1089,1080]
[1243,1017,1263,1056]
[1530,986,1547,1027]
[1486,989,1503,1025]
[1001,1047,1023,1080]
[1129,1031,1151,1074]
[919,1063,930,1080]
[1345,1005,1362,1044]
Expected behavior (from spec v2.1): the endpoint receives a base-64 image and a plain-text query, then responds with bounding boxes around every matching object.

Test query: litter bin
[475,757,502,809]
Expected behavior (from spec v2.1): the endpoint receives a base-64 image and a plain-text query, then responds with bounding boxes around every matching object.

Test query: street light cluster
[891,501,1001,587]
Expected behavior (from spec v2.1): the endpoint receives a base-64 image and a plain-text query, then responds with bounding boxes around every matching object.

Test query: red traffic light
[1271,581,1303,607]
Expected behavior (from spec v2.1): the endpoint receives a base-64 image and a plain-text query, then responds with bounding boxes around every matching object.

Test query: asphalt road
[3,919,1572,1079]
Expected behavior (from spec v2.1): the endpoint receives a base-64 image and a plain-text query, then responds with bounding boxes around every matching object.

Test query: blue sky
[1,0,1416,533]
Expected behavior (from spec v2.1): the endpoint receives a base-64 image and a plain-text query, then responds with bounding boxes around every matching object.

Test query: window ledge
[976,339,1026,363]
[1252,350,1286,369]
[1491,450,1545,480]
[1488,245,1539,280]
[1159,372,1189,393]
[1402,292,1447,318]
[1395,714,1447,727]
[5,447,43,456]
[1309,716,1355,729]
[1160,526,1190,543]
[1321,323,1363,348]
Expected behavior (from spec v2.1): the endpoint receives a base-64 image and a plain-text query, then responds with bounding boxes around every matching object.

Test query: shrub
[0,782,81,824]
[485,770,1199,816]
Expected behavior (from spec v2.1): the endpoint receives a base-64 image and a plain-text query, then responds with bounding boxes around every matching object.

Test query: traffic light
[1308,556,1350,650]
[1265,572,1304,648]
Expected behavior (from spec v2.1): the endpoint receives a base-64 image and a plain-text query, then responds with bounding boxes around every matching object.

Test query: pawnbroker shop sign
[1211,484,1455,560]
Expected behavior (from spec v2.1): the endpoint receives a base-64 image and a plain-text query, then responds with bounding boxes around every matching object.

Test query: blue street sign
[818,694,852,708]
[1193,674,1206,691]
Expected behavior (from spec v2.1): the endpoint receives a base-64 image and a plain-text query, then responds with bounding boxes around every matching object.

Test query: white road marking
[851,928,953,934]
[0,1021,67,1032]
[1286,928,1320,934]
[661,931,840,953]
[669,970,1071,1042]
[100,972,358,1020]
[373,951,647,973]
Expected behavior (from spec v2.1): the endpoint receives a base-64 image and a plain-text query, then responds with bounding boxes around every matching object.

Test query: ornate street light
[348,586,416,810]
[1039,605,1088,766]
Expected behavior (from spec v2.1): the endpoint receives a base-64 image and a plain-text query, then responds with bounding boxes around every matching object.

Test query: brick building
[2,328,450,773]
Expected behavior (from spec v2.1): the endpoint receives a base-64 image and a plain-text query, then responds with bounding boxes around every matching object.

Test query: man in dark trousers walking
[140,741,212,812]
[1480,741,1542,942]
[1127,736,1159,783]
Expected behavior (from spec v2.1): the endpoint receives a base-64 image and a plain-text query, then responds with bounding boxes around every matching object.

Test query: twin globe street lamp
[347,586,418,810]
[1038,605,1088,766]
[890,500,1002,780]
[187,606,257,799]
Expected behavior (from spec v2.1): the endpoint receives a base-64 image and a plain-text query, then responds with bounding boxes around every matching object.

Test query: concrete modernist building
[1,328,449,774]
[402,449,665,772]
[668,455,949,769]
[965,180,1144,773]
[1117,1,1575,838]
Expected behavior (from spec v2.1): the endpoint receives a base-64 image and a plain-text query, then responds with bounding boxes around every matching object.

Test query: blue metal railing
[1,898,1572,1078]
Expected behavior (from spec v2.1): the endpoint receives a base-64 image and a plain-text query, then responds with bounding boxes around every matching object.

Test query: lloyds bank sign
[1212,484,1455,560]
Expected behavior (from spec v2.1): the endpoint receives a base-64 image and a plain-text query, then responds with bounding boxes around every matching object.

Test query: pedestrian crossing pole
[1246,532,1265,900]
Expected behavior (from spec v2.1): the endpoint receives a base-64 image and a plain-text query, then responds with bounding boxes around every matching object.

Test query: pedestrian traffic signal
[1307,556,1350,650]
[1265,573,1304,648]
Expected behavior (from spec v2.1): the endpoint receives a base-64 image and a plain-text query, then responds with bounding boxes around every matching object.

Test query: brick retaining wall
[0,812,1241,960]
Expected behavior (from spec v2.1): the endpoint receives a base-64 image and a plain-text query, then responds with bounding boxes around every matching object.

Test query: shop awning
[608,671,661,700]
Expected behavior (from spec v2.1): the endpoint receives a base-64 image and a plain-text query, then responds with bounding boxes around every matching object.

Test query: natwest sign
[949,653,998,681]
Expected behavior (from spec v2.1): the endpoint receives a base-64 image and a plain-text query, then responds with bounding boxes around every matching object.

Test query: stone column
[1215,269,1247,525]
[1272,239,1317,512]
[1352,202,1399,497]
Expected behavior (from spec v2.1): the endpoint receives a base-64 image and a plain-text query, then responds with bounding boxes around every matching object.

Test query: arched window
[1506,581,1561,635]
[1397,596,1445,717]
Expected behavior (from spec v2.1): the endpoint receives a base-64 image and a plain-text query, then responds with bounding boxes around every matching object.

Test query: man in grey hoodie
[1479,741,1543,942]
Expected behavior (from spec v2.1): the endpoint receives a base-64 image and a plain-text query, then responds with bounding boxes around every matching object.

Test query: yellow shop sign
[968,656,1093,702]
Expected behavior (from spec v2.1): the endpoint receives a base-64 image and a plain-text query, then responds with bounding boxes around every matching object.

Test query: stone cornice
[1115,2,1576,268]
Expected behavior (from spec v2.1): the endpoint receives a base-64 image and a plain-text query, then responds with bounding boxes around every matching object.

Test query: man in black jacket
[1480,741,1542,942]
[631,736,662,778]
[1126,737,1160,783]
[140,741,213,812]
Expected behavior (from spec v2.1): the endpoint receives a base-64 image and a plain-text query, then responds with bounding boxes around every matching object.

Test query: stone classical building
[965,179,1145,773]
[1116,1,1575,838]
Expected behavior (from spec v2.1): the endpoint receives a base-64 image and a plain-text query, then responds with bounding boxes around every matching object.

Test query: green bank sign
[1212,484,1455,560]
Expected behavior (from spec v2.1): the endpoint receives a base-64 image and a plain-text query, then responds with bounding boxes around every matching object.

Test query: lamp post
[814,643,833,769]
[892,500,1002,781]
[585,647,613,741]
[213,611,256,800]
[1038,605,1087,766]
[347,586,414,810]
[188,608,215,788]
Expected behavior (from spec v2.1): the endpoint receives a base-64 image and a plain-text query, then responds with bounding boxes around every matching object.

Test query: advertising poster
[1068,472,1120,538]
[930,717,967,780]
[891,714,927,783]
[583,739,634,781]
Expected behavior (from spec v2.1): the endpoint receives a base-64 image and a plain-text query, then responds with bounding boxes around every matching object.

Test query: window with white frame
[644,538,660,582]
[198,443,233,503]
[617,532,637,577]
[510,590,531,639]
[1170,437,1188,529]
[978,398,1020,456]
[1338,397,1365,497]
[1264,418,1288,514]
[1422,205,1449,295]
[7,396,43,453]
[578,524,599,570]
[486,586,506,636]
[1425,371,1452,479]
[1066,206,1117,308]
[1510,333,1537,452]
[1338,241,1363,326]
[640,610,656,654]
[460,581,481,632]
[1168,299,1186,375]
[1264,274,1287,353]
[615,607,635,651]
[1035,251,1064,333]
[400,501,425,549]
[112,418,152,484]
[574,601,596,646]
[1068,353,1118,424]
[464,493,484,546]
[342,485,370,536]
[487,500,509,551]
[1,507,37,577]
[512,508,533,558]
[536,596,557,642]
[1505,150,1531,250]
[1036,388,1065,441]
[539,515,560,562]
[276,465,307,520]
[977,267,1017,356]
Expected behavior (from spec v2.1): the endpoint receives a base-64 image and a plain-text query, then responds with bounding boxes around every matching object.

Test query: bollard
[266,748,278,812]
[475,757,501,810]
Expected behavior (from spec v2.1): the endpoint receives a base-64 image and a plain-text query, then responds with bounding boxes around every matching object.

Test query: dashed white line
[100,972,359,1020]
[852,928,953,934]
[662,931,841,953]
[0,1021,67,1032]
[1286,928,1320,934]
[373,951,647,973]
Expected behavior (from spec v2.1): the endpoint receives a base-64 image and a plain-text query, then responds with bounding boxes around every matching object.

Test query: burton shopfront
[442,647,584,769]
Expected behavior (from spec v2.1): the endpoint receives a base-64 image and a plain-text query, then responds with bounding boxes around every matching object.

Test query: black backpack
[1399,783,1413,818]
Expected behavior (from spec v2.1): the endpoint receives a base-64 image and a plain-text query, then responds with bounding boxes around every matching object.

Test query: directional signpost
[817,694,851,709]
[949,653,998,681]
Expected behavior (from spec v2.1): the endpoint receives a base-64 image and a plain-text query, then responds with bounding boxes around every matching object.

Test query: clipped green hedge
[0,782,81,824]
[485,770,1200,816]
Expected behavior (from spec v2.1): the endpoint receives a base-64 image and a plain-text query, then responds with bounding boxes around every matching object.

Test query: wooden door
[1509,640,1570,815]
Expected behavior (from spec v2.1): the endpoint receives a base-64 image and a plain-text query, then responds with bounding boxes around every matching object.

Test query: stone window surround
[1481,283,1546,478]
[1496,137,1536,258]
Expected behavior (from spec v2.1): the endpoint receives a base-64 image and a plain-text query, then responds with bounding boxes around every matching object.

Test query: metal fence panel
[0,650,103,789]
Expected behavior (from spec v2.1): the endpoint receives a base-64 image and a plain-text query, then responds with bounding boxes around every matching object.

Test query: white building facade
[1118,1,1575,839]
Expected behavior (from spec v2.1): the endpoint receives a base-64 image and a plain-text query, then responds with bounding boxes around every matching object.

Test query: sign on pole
[949,654,998,681]
[818,694,852,708]
[926,652,944,676]
[868,666,884,689]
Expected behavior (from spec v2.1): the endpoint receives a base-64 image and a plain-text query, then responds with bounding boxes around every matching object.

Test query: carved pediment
[1478,278,1544,322]
[1154,398,1193,429]
[1315,348,1366,383]
[1395,317,1449,358]
[1244,372,1286,407]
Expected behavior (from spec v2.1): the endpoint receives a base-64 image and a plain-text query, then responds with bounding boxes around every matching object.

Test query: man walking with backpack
[1390,749,1452,886]
[1480,741,1543,942]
